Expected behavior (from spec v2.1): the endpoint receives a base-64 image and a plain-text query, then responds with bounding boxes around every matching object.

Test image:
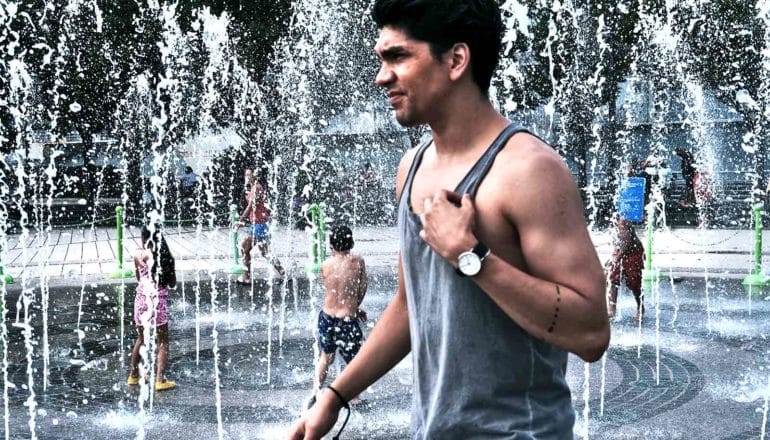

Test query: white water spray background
[2,0,770,438]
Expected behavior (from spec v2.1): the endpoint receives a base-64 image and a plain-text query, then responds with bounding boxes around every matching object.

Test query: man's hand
[232,221,244,229]
[418,190,477,265]
[286,392,341,440]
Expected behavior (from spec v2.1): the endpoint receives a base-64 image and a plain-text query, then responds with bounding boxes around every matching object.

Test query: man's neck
[331,250,350,257]
[427,89,509,156]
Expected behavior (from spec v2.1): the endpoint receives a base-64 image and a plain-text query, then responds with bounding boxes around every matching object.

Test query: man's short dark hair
[372,0,504,95]
[330,225,354,252]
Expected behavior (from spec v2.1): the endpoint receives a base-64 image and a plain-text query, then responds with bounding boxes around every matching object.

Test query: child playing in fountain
[234,168,285,282]
[127,225,177,391]
[308,225,368,408]
[606,216,645,322]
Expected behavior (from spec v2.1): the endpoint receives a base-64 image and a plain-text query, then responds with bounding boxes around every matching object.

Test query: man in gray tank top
[288,1,610,439]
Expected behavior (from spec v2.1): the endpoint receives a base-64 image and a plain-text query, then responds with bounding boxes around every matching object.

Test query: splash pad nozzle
[0,246,13,285]
[108,206,134,279]
[743,203,770,286]
[643,205,660,282]
[305,204,326,274]
[229,204,246,275]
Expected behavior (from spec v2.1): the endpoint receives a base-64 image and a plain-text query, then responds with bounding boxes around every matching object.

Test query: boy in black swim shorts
[309,225,368,407]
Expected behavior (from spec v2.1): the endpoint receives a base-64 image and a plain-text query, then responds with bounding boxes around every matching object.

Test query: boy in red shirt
[236,169,285,282]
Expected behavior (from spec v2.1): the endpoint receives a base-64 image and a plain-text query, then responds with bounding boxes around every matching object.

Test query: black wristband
[472,241,490,258]
[327,385,349,409]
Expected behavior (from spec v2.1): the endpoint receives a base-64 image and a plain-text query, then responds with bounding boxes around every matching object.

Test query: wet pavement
[4,224,770,438]
[1,273,770,438]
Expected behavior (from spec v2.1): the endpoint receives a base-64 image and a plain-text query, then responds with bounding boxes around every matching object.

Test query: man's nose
[375,65,394,87]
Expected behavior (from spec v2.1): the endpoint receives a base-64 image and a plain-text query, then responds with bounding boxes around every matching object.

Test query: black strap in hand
[327,385,350,440]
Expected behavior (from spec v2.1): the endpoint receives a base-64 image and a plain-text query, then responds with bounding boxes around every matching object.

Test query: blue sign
[617,177,646,222]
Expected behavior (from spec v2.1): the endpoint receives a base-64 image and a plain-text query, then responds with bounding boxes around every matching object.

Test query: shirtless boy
[309,225,368,407]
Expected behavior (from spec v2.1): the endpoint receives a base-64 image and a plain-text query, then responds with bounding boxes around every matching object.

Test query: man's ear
[447,42,471,82]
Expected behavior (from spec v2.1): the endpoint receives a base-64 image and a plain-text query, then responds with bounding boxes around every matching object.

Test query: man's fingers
[460,193,473,210]
[431,190,464,207]
[444,190,463,207]
[422,197,432,214]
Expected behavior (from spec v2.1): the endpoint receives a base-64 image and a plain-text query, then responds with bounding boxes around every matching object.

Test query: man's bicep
[521,218,601,293]
[514,164,604,297]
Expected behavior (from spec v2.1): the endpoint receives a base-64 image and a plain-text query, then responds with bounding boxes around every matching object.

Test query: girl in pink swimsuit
[127,225,177,391]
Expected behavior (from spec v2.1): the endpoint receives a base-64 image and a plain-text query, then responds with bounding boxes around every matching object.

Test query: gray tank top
[398,124,575,439]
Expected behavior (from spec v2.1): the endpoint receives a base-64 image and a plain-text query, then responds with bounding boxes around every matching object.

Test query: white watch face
[458,251,482,276]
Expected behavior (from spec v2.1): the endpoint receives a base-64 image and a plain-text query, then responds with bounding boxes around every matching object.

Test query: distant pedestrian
[766,179,770,206]
[292,193,309,230]
[360,162,383,223]
[179,166,198,201]
[658,160,672,196]
[142,177,153,207]
[674,148,696,206]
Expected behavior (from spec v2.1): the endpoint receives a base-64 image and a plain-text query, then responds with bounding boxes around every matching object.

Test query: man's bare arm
[480,152,608,361]
[419,147,609,362]
[500,148,610,361]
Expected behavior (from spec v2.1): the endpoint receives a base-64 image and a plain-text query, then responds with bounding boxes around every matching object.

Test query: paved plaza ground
[2,225,770,438]
[2,224,769,282]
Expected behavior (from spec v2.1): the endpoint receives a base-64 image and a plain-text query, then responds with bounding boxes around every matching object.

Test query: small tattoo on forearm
[548,285,561,333]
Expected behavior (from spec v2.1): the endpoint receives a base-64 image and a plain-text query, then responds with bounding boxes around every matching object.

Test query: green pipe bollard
[229,204,245,274]
[108,206,134,279]
[305,204,327,274]
[743,203,770,286]
[642,205,660,282]
[0,245,13,285]
[318,206,326,263]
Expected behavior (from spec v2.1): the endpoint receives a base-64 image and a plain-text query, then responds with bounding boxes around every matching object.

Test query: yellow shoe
[128,375,150,385]
[155,380,176,391]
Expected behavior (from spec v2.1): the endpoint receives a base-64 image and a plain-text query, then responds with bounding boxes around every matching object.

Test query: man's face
[244,169,253,184]
[374,26,449,127]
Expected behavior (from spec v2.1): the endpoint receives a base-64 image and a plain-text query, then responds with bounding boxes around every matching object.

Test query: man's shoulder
[497,132,568,180]
[485,131,578,222]
[396,145,425,194]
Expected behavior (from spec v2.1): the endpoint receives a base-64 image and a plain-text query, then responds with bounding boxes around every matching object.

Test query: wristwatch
[456,241,491,277]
